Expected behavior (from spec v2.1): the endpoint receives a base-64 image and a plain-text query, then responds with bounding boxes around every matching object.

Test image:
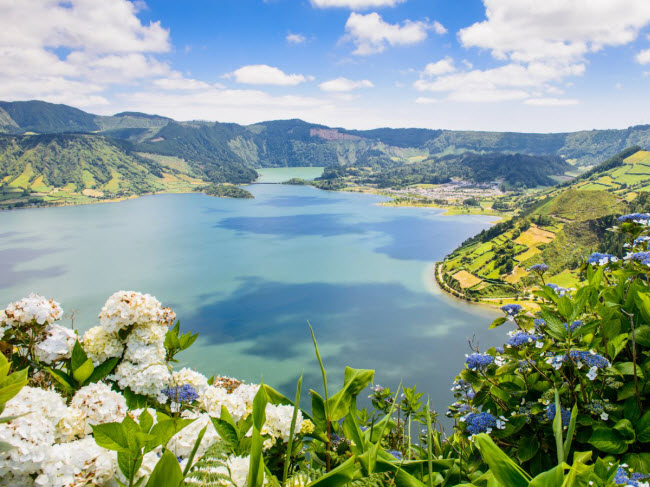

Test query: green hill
[438,148,649,302]
[0,133,207,209]
[2,100,650,167]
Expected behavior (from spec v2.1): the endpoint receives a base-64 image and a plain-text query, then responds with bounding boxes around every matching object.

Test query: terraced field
[573,150,650,194]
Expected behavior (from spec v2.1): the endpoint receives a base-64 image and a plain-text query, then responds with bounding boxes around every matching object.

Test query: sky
[2,0,650,133]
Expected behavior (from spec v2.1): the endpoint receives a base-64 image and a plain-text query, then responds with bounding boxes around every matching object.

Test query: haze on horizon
[2,0,650,133]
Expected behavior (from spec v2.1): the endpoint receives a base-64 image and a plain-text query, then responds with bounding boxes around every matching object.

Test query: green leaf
[139,409,154,434]
[72,358,94,384]
[91,423,130,452]
[614,419,636,442]
[183,425,207,477]
[283,374,302,485]
[563,403,578,462]
[490,317,508,329]
[326,367,374,422]
[145,449,183,487]
[529,465,564,487]
[637,411,650,442]
[308,457,358,487]
[148,418,195,451]
[210,417,239,450]
[309,390,326,431]
[540,309,567,340]
[85,357,119,385]
[588,427,628,454]
[0,367,28,405]
[632,324,650,347]
[473,433,531,487]
[45,368,75,396]
[71,340,88,371]
[517,436,539,463]
[553,390,564,466]
[247,381,268,487]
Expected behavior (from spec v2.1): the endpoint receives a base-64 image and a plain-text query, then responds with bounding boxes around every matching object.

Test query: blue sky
[2,0,650,132]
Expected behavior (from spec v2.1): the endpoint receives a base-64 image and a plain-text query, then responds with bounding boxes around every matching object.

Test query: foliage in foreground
[1,214,650,486]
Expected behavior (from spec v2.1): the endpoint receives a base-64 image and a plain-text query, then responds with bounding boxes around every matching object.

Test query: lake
[0,171,500,424]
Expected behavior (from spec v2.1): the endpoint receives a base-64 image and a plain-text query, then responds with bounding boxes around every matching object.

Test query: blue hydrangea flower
[633,236,650,247]
[564,320,583,333]
[507,331,543,348]
[528,264,549,273]
[625,251,650,266]
[533,318,546,331]
[465,353,494,371]
[500,304,523,316]
[546,283,570,296]
[451,379,471,392]
[545,403,571,427]
[387,450,403,460]
[586,252,618,266]
[495,346,505,354]
[163,384,199,404]
[618,213,650,223]
[614,466,650,486]
[568,350,610,369]
[546,354,566,370]
[463,412,497,436]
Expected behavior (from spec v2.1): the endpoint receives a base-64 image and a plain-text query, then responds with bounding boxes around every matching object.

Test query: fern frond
[184,441,232,487]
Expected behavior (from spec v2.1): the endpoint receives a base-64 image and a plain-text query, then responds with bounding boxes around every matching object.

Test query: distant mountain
[1,100,649,167]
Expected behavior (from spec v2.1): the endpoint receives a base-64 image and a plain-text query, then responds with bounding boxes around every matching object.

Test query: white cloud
[286,33,307,44]
[153,77,216,91]
[431,21,447,35]
[459,0,650,64]
[423,57,455,76]
[344,12,441,55]
[319,77,373,92]
[414,62,584,102]
[524,98,579,107]
[637,49,650,64]
[415,1,650,105]
[415,97,438,104]
[311,0,406,9]
[0,0,171,108]
[225,65,309,86]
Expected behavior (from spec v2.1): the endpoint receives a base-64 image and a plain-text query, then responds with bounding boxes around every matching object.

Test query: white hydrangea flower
[99,291,166,333]
[263,404,302,443]
[70,383,127,433]
[127,321,169,345]
[2,293,63,327]
[110,361,171,403]
[226,455,256,487]
[82,326,124,366]
[34,324,77,364]
[35,437,117,487]
[167,413,220,461]
[56,407,87,442]
[200,383,259,422]
[123,341,166,365]
[0,387,67,476]
[172,368,209,394]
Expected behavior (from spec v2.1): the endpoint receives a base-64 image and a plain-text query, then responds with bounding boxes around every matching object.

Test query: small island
[196,183,254,199]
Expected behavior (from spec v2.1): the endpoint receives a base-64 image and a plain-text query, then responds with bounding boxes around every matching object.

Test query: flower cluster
[617,213,650,223]
[625,251,650,266]
[500,304,522,319]
[546,283,571,296]
[0,386,119,485]
[527,264,549,273]
[586,252,618,266]
[506,331,543,348]
[545,403,571,427]
[2,293,63,328]
[163,384,200,404]
[564,320,583,333]
[461,412,505,436]
[34,324,77,364]
[98,291,174,402]
[614,465,650,486]
[465,353,494,371]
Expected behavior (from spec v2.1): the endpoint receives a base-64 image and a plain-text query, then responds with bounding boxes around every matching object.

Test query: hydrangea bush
[1,212,649,487]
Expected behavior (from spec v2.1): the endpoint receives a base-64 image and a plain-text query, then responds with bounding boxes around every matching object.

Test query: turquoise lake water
[0,172,500,422]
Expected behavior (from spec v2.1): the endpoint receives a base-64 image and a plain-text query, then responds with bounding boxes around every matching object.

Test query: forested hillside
[2,100,650,167]
[439,148,650,301]
[0,133,207,208]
